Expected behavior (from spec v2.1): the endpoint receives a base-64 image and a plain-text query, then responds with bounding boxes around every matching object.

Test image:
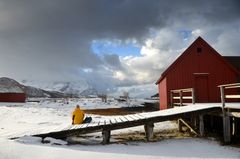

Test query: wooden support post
[199,115,204,136]
[170,91,173,107]
[220,86,231,143]
[220,86,225,108]
[232,117,235,136]
[223,115,231,144]
[190,113,197,129]
[192,88,195,104]
[144,123,154,141]
[102,130,111,144]
[178,119,183,132]
[179,91,183,106]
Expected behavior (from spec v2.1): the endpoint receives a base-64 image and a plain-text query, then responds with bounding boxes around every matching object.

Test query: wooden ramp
[33,104,222,144]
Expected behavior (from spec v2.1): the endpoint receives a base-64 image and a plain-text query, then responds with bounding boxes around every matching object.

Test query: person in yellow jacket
[72,105,85,124]
[72,105,92,125]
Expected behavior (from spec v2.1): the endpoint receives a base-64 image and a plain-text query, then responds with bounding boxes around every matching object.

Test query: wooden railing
[170,88,195,106]
[218,83,240,108]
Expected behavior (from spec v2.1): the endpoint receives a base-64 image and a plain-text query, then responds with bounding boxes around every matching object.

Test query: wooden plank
[230,112,240,118]
[225,95,240,99]
[173,97,181,99]
[171,88,193,93]
[104,120,111,126]
[69,125,78,130]
[133,114,146,120]
[137,113,149,118]
[178,118,198,135]
[86,122,100,128]
[218,83,240,88]
[225,85,240,89]
[134,114,146,119]
[126,115,136,121]
[77,122,91,129]
[172,103,189,106]
[128,114,141,120]
[110,119,117,124]
[183,96,193,99]
[119,116,129,122]
[78,123,90,129]
[173,96,193,99]
[74,125,83,129]
[115,117,122,123]
[122,116,132,122]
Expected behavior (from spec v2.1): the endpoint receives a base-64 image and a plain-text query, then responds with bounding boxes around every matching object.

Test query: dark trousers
[83,117,92,123]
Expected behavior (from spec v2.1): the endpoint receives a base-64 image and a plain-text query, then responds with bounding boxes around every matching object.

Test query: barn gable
[156,37,240,110]
[156,37,239,84]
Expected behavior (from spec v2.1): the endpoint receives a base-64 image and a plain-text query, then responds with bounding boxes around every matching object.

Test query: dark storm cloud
[0,0,239,87]
[0,0,167,80]
[0,0,164,39]
[103,54,122,69]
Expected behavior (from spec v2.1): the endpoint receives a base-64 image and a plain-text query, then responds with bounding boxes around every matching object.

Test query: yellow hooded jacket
[72,107,84,124]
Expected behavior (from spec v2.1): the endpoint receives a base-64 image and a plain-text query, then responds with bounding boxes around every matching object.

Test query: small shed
[0,78,26,102]
[156,37,240,110]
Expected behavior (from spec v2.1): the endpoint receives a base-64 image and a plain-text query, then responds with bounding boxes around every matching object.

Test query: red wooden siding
[194,74,209,102]
[0,93,26,102]
[157,37,239,110]
[159,77,168,110]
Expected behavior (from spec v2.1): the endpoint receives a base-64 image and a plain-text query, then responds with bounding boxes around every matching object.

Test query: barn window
[197,47,202,53]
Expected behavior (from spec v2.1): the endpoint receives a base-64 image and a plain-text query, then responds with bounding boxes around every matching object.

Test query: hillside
[0,77,74,98]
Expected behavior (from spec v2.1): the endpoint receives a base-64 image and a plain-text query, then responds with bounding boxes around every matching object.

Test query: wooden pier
[33,104,221,144]
[32,83,240,144]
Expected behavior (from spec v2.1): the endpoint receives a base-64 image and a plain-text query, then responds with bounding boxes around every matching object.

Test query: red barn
[156,37,240,110]
[0,78,26,103]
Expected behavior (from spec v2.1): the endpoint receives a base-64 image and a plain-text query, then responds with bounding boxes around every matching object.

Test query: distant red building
[0,93,26,102]
[156,37,240,110]
[0,78,26,103]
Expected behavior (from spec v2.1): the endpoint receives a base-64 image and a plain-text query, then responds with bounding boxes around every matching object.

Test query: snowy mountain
[21,79,98,97]
[0,77,156,98]
[0,77,24,93]
[21,80,156,98]
[0,77,74,98]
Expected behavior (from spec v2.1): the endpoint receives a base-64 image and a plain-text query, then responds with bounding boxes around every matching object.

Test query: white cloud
[192,29,203,37]
[213,25,240,55]
[118,28,190,85]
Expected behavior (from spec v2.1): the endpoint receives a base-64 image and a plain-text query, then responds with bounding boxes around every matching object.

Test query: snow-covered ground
[0,98,239,159]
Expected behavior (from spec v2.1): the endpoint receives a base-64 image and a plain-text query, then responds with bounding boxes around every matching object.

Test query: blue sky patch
[178,29,192,40]
[91,40,141,57]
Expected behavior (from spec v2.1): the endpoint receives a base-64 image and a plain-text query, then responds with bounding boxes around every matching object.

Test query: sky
[0,0,239,96]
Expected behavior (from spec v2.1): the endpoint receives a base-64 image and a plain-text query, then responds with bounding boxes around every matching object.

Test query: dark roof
[223,56,240,72]
[155,37,240,84]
